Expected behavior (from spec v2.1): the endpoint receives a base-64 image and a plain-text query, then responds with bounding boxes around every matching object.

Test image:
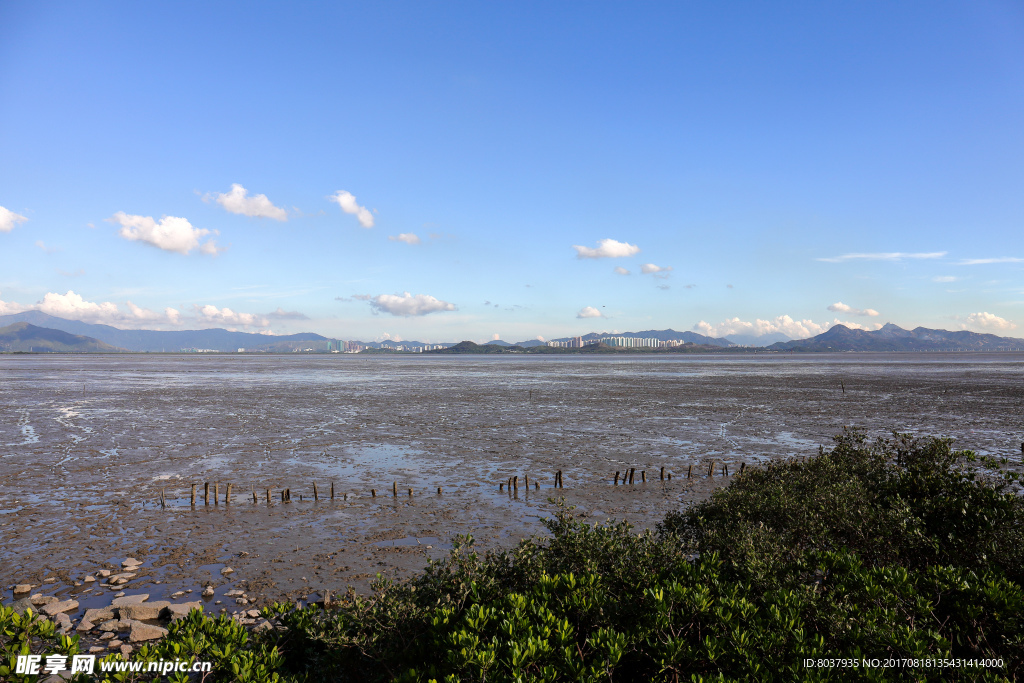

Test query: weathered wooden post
[707,461,714,477]
[160,488,166,509]
[723,463,729,476]
[740,462,746,474]
[660,466,664,481]
[687,464,692,479]
[204,482,210,506]
[214,483,219,506]
[191,484,196,506]
[251,484,256,504]
[641,470,646,483]
[266,488,270,504]
[285,488,291,502]
[667,472,672,480]
[513,476,518,492]
[437,487,443,494]
[524,474,529,488]
[313,482,318,501]
[628,468,635,485]
[499,482,504,491]
[614,471,620,485]
[331,482,335,500]
[371,489,377,497]
[408,488,413,496]
[225,483,232,504]
[392,481,398,497]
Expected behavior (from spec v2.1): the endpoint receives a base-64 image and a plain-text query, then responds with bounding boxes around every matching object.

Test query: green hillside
[0,322,124,352]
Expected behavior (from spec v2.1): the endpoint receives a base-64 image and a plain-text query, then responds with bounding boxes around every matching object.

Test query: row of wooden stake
[156,462,750,508]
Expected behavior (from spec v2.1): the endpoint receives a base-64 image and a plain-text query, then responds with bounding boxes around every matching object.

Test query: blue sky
[1,1,1022,342]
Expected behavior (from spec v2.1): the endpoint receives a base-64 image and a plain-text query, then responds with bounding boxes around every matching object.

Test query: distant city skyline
[1,2,1022,343]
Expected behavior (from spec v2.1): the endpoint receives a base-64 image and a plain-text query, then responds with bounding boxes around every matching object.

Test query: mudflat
[2,353,1022,622]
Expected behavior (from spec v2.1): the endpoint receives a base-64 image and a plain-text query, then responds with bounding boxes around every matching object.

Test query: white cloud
[364,292,456,317]
[817,252,946,263]
[35,240,59,254]
[212,184,287,220]
[0,292,30,315]
[572,238,640,259]
[31,290,178,327]
[932,276,959,283]
[0,206,28,233]
[827,302,880,317]
[613,266,630,275]
[388,233,421,245]
[958,257,1024,265]
[195,304,270,328]
[110,212,220,255]
[962,312,1016,332]
[693,315,882,340]
[492,333,500,340]
[640,263,673,275]
[329,190,374,228]
[576,306,604,319]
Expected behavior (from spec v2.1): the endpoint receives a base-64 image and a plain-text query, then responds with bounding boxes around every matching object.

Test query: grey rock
[100,632,116,640]
[97,570,111,578]
[30,594,58,606]
[118,601,171,621]
[41,599,79,616]
[220,566,234,575]
[108,639,122,648]
[77,619,95,632]
[83,606,115,622]
[83,576,96,583]
[111,594,149,607]
[226,589,244,597]
[13,584,33,595]
[129,621,168,642]
[161,602,202,621]
[9,598,34,614]
[88,646,105,653]
[97,618,131,632]
[253,619,274,632]
[235,598,248,605]
[54,613,72,631]
[120,644,133,658]
[246,609,260,618]
[121,558,141,568]
[202,586,215,597]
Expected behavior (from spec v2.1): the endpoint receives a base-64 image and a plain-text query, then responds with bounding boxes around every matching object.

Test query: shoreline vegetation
[4,432,1022,681]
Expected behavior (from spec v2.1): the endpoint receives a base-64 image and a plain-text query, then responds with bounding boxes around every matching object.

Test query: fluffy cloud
[213,184,287,220]
[0,293,29,315]
[363,292,456,317]
[329,190,374,228]
[110,212,220,255]
[388,233,421,245]
[613,266,630,275]
[0,206,28,233]
[195,304,270,328]
[962,312,1016,332]
[827,302,880,317]
[0,290,179,327]
[576,306,604,319]
[932,276,959,283]
[572,238,640,259]
[640,263,673,275]
[817,252,946,263]
[693,315,882,340]
[35,241,59,254]
[958,257,1024,265]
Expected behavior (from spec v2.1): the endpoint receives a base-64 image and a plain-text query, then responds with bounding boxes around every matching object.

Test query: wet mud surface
[2,353,1023,621]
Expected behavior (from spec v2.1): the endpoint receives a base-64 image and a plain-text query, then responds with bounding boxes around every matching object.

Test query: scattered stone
[108,639,122,648]
[186,589,193,593]
[202,586,214,597]
[74,581,82,587]
[120,644,133,658]
[97,570,111,578]
[77,620,95,632]
[239,618,256,625]
[214,600,222,605]
[170,591,185,599]
[246,609,260,618]
[253,619,273,633]
[54,613,72,631]
[83,606,115,623]
[100,632,116,640]
[220,567,234,575]
[114,591,125,598]
[83,576,95,583]
[44,576,57,583]
[121,558,141,568]
[89,646,105,654]
[226,589,244,597]
[235,598,249,605]
[41,599,79,616]
[118,601,171,621]
[161,602,202,621]
[111,594,149,607]
[13,584,33,595]
[30,594,58,607]
[129,621,168,642]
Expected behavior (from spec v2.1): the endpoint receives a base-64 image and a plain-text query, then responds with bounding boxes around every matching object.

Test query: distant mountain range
[1,313,1020,354]
[0,322,124,352]
[768,323,1024,352]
